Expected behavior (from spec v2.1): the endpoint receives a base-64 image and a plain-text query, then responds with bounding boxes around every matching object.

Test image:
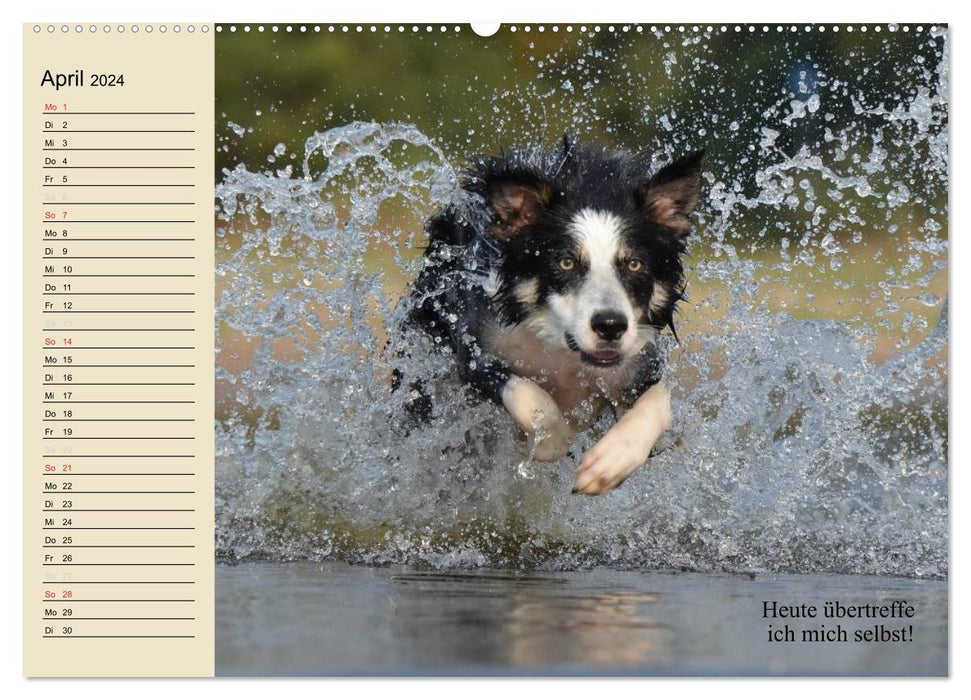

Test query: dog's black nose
[590,311,628,341]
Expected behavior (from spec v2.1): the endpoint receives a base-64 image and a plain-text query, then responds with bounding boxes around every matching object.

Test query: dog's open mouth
[565,333,623,367]
[580,348,623,367]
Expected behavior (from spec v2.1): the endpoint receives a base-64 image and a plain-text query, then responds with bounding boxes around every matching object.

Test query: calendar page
[21,20,949,678]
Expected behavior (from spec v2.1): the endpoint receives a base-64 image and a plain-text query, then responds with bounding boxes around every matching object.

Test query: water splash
[215,37,947,579]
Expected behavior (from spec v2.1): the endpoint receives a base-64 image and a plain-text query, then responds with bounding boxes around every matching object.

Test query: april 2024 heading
[40,70,125,90]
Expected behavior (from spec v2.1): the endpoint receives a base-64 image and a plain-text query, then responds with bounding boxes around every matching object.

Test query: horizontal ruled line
[43,437,195,440]
[42,202,195,206]
[40,221,195,224]
[40,455,196,457]
[43,527,195,530]
[43,309,195,311]
[44,544,194,548]
[41,238,197,242]
[43,274,195,277]
[43,166,196,169]
[39,473,196,476]
[43,255,196,262]
[44,601,193,604]
[42,148,195,151]
[44,581,195,584]
[44,400,195,404]
[43,562,196,565]
[40,330,195,333]
[42,365,195,367]
[44,618,196,622]
[43,509,195,512]
[44,490,195,493]
[44,184,195,187]
[44,111,195,115]
[44,637,196,640]
[41,508,195,516]
[42,382,196,385]
[43,130,196,133]
[44,544,195,548]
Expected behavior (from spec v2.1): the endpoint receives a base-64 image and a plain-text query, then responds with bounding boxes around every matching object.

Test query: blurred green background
[216,24,946,210]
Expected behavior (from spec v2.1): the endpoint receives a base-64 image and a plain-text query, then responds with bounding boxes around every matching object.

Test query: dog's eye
[628,259,644,272]
[558,257,576,271]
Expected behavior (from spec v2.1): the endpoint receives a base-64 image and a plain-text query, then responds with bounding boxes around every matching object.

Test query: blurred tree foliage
[215,24,947,238]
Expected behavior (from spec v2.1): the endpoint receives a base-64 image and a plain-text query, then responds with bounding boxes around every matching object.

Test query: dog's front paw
[574,382,672,495]
[503,377,573,461]
[573,423,653,495]
[524,415,573,461]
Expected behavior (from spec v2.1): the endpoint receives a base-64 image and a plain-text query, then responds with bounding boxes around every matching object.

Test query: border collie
[405,139,703,495]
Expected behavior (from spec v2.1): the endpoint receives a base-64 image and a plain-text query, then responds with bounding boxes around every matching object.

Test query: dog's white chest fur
[486,323,626,427]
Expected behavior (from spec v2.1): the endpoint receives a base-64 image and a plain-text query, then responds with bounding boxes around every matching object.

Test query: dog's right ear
[639,150,704,236]
[486,180,552,240]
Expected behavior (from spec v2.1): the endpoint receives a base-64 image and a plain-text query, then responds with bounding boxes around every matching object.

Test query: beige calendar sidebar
[23,24,214,676]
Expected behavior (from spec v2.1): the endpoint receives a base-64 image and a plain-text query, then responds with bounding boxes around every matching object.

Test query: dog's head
[470,143,703,367]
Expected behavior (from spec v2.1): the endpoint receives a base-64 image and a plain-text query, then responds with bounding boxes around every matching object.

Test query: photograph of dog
[406,142,702,495]
[214,24,947,676]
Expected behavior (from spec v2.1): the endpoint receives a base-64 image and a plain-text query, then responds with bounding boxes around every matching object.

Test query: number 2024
[90,74,125,87]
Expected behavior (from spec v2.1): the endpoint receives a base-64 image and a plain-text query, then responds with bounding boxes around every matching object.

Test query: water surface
[216,561,947,676]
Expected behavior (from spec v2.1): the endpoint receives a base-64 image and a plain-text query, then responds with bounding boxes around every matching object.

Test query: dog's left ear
[639,150,704,235]
[486,180,553,240]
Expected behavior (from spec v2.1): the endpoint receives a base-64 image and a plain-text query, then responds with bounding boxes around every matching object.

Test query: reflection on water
[389,572,668,668]
[216,561,947,676]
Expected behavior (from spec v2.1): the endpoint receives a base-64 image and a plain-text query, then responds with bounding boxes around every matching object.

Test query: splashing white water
[214,34,947,579]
